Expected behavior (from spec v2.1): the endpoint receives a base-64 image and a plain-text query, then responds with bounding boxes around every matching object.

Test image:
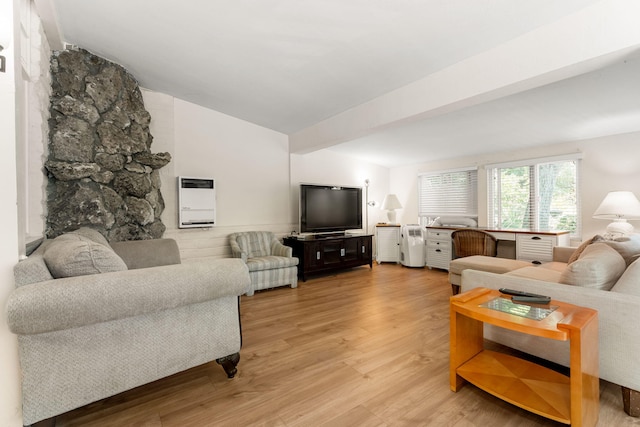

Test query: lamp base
[605,219,634,239]
[386,210,397,224]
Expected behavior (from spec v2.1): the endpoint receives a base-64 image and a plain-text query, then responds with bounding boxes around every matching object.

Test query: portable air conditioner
[400,224,425,267]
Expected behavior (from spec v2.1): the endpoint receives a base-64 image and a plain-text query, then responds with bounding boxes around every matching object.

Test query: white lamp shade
[381,194,402,210]
[593,191,640,220]
[593,191,640,237]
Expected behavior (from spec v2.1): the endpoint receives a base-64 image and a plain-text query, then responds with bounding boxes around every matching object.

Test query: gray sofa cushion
[44,234,127,278]
[110,239,181,269]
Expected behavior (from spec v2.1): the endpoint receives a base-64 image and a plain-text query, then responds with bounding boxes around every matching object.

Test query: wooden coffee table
[450,287,599,427]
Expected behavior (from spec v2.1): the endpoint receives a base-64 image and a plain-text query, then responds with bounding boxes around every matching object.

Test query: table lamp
[381,194,402,224]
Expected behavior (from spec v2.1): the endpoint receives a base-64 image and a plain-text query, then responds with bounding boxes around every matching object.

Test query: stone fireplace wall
[46,48,171,241]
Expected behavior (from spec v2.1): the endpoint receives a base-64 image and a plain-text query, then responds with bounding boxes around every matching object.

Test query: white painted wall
[0,0,25,424]
[390,131,640,243]
[142,90,296,261]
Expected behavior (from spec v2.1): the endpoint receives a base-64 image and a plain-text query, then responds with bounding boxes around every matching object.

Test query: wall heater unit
[178,176,216,228]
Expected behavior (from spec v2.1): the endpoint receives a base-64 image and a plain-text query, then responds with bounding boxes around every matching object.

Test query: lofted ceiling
[46,0,640,167]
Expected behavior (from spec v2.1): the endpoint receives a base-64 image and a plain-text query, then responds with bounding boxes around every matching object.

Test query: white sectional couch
[459,235,640,416]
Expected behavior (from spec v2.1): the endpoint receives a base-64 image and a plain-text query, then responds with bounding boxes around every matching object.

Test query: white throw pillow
[559,243,626,291]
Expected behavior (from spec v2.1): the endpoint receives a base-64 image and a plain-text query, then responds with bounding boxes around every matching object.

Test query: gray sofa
[6,228,251,425]
[459,235,640,416]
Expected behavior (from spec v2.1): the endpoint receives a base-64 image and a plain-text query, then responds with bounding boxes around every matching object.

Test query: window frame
[486,154,582,238]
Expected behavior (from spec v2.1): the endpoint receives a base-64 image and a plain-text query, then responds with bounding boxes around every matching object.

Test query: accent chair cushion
[236,232,274,258]
[44,233,127,278]
[559,243,626,291]
[246,256,299,272]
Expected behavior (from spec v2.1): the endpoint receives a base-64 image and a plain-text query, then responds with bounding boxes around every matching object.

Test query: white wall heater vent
[178,176,216,228]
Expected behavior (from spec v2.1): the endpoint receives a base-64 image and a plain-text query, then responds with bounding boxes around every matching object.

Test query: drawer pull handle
[531,236,541,240]
[436,249,441,253]
[317,251,321,260]
[532,260,542,265]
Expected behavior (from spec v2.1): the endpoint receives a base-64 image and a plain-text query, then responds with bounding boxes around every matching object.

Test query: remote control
[511,295,551,304]
[499,288,549,299]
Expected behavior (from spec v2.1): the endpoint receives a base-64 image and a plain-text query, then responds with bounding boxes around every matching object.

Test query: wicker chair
[451,229,497,258]
[450,229,498,295]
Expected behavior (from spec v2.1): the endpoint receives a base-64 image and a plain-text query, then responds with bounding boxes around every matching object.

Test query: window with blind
[487,155,581,237]
[418,167,478,225]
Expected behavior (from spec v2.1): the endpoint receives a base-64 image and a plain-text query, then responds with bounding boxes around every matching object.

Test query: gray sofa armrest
[271,240,293,257]
[7,258,250,335]
[553,246,576,263]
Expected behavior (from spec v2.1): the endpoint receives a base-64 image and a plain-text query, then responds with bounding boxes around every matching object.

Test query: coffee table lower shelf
[457,349,570,424]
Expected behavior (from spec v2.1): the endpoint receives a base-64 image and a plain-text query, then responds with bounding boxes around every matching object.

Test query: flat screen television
[300,184,363,234]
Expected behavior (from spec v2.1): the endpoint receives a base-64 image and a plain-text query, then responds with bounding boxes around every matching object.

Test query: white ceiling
[48,0,640,167]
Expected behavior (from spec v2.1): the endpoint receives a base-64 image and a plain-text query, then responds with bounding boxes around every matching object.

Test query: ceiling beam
[289,0,640,155]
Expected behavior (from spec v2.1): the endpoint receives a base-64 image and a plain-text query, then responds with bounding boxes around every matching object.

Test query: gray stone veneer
[46,48,171,241]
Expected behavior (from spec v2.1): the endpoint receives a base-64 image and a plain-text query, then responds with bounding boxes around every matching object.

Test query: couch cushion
[44,234,127,278]
[603,234,640,266]
[559,243,626,290]
[611,258,640,296]
[246,256,299,272]
[449,255,530,275]
[505,266,563,283]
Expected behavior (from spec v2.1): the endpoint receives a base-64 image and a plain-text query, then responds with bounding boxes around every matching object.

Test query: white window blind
[418,167,478,220]
[487,154,581,237]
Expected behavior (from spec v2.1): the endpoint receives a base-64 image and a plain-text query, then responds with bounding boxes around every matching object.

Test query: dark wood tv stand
[283,234,373,281]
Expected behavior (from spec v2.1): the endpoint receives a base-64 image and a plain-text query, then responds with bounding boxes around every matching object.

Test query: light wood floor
[56,264,638,426]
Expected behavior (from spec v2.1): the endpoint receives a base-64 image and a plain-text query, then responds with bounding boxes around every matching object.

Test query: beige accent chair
[6,228,250,425]
[229,231,299,296]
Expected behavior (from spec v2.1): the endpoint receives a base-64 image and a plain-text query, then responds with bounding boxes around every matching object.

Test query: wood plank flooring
[56,264,637,426]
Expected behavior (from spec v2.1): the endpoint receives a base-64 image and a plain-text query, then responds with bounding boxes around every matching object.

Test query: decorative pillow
[567,234,603,264]
[559,243,626,291]
[603,234,640,267]
[44,234,127,278]
[67,227,110,247]
[611,258,640,296]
